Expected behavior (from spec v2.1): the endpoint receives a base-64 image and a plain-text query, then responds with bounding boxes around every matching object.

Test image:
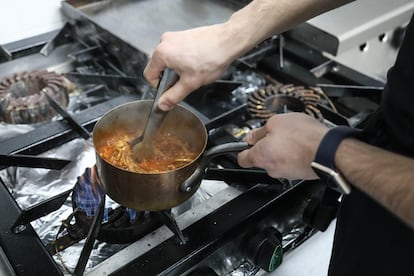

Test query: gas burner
[66,167,164,245]
[49,166,185,255]
[0,70,74,124]
[247,84,324,123]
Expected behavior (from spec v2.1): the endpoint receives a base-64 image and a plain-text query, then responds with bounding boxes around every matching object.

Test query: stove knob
[243,227,283,272]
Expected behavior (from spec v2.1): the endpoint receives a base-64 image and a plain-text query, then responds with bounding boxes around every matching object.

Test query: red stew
[97,131,197,173]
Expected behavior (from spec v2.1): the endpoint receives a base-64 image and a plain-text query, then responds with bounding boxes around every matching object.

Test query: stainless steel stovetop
[0,1,398,275]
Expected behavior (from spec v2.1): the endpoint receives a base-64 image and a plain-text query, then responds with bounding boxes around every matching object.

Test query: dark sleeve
[373,13,414,155]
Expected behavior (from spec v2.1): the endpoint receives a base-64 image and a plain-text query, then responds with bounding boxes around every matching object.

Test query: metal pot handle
[180,141,251,193]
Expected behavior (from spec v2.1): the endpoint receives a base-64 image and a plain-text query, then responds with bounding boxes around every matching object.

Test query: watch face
[311,162,351,194]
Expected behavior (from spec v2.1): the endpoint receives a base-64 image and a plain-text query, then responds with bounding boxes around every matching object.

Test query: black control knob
[243,227,283,272]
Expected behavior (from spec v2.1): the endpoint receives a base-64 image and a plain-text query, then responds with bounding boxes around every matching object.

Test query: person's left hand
[237,112,328,180]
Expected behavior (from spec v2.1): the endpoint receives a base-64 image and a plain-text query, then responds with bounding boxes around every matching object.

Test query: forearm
[336,138,414,229]
[145,0,354,110]
[223,0,353,60]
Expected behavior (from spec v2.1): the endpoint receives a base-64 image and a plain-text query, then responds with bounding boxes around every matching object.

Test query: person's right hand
[143,23,240,111]
[238,113,329,180]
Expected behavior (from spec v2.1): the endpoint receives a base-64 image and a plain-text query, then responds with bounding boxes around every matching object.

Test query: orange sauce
[97,131,197,173]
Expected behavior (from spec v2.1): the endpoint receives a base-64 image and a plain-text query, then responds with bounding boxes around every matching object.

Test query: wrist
[311,126,362,194]
[224,3,273,59]
[220,18,256,62]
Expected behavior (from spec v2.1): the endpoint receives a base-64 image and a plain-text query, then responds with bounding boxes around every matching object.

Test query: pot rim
[92,100,208,175]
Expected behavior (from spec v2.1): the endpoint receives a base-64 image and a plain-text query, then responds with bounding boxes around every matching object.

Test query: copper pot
[92,100,249,211]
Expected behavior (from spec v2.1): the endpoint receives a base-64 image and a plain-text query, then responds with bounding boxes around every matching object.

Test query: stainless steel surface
[288,0,414,56]
[63,0,236,56]
[326,29,400,81]
[131,68,178,158]
[287,0,414,80]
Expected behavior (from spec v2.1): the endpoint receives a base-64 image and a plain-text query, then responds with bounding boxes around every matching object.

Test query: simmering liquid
[97,131,197,173]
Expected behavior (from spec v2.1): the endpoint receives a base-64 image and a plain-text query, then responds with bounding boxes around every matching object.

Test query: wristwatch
[311,126,361,195]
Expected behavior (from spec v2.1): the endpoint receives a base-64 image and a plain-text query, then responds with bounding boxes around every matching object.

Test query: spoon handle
[141,68,179,144]
[131,69,178,159]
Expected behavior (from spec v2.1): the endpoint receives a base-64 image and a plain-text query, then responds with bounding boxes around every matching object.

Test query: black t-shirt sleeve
[381,13,414,154]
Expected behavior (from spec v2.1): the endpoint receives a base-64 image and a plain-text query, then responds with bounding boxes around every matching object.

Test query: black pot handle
[180,141,251,193]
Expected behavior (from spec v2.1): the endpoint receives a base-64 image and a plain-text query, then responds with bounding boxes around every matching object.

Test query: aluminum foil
[0,69,309,274]
[0,130,226,274]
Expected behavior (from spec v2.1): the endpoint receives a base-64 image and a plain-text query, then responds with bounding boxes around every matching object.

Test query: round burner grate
[247,84,324,123]
[0,70,74,124]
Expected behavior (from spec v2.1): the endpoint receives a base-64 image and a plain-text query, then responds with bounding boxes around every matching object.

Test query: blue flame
[74,167,137,222]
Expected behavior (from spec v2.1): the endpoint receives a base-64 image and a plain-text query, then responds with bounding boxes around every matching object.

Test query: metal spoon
[130,68,179,161]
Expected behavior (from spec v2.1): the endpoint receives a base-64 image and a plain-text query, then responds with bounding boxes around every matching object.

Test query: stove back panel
[62,0,236,56]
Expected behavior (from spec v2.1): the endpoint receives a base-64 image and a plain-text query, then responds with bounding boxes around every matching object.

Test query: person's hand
[144,24,239,111]
[238,113,329,180]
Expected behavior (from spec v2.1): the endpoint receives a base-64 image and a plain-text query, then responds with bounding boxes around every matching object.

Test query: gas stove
[0,1,388,276]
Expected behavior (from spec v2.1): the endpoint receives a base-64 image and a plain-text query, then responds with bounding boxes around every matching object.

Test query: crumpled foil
[0,130,221,273]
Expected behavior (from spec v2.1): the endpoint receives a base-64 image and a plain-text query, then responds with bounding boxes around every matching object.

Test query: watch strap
[312,126,361,194]
[315,126,361,170]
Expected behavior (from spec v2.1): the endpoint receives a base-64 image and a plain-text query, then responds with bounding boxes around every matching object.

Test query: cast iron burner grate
[0,70,75,124]
[247,84,326,123]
